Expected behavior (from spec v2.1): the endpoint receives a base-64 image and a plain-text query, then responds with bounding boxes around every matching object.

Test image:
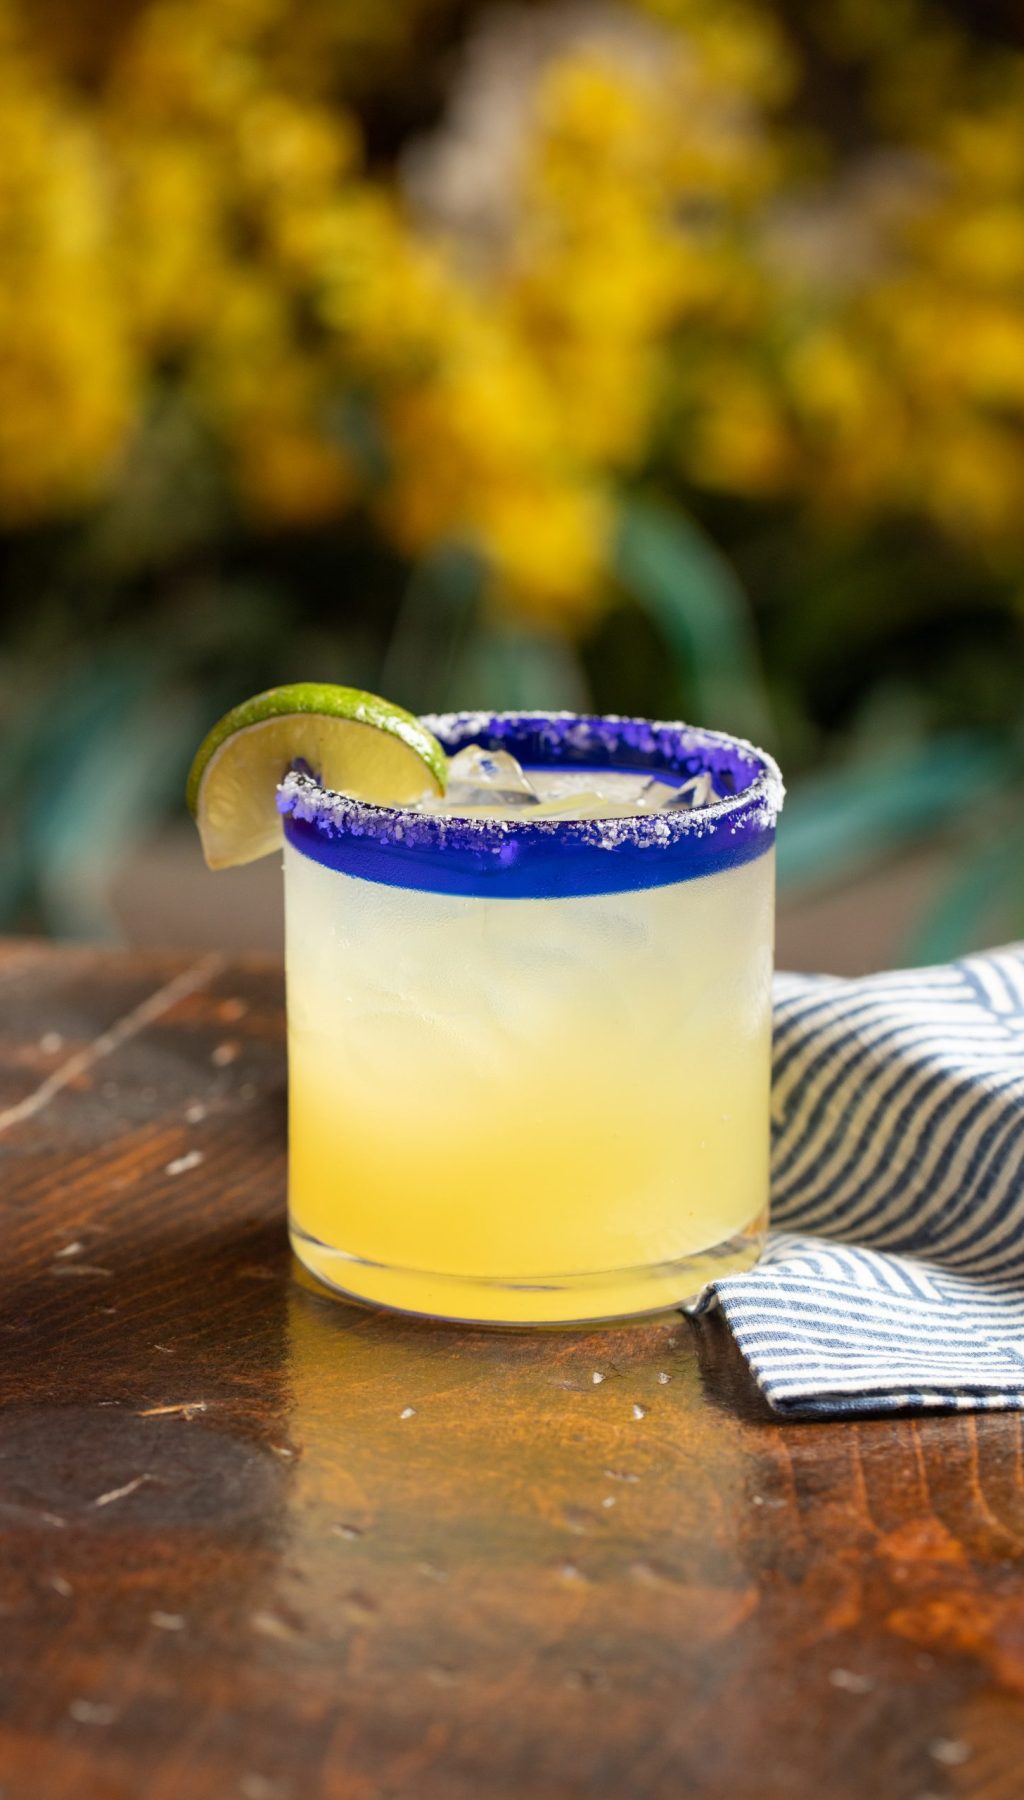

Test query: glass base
[289,1213,766,1327]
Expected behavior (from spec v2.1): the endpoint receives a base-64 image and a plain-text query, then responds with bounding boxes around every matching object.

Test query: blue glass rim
[278,710,784,899]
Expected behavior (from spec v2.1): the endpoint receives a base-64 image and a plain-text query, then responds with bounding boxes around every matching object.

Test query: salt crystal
[240,1779,284,1800]
[69,1700,117,1726]
[829,1669,873,1694]
[165,1151,203,1177]
[929,1739,971,1767]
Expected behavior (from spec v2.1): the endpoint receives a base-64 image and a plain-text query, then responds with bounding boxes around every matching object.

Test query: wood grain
[1,939,1023,1800]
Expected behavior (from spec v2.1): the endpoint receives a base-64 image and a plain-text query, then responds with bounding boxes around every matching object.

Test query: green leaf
[778,734,1011,892]
[904,807,1024,964]
[614,496,772,737]
[35,687,207,938]
[379,542,486,712]
[444,621,590,713]
[1,636,212,935]
[330,389,391,485]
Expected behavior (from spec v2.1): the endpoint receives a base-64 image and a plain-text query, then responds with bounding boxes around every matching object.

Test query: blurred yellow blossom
[193,271,354,525]
[637,0,795,105]
[781,53,1024,540]
[0,13,133,520]
[0,0,1021,621]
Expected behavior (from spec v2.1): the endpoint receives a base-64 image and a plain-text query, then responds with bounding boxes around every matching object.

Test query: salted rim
[276,711,784,857]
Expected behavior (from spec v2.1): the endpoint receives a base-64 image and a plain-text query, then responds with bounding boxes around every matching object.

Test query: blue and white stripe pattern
[705,946,1024,1418]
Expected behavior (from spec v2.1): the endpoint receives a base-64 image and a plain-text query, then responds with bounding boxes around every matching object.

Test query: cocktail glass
[279,711,783,1325]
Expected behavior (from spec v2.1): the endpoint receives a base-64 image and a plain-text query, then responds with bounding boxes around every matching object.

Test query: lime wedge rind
[186,683,445,816]
[186,683,447,871]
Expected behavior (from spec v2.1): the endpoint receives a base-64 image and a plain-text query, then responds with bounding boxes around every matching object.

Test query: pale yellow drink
[284,746,776,1323]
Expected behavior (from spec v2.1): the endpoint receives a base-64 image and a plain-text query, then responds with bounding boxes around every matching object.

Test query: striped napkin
[703,945,1024,1418]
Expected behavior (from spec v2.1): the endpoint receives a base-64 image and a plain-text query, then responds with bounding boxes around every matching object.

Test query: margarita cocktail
[278,712,782,1324]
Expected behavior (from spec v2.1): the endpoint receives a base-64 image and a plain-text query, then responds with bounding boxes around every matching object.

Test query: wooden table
[2,940,1022,1800]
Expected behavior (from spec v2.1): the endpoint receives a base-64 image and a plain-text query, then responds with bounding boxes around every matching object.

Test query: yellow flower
[920,420,1024,541]
[191,271,353,524]
[684,364,796,497]
[0,29,133,521]
[479,480,614,631]
[635,0,795,104]
[0,0,1021,623]
[378,328,614,628]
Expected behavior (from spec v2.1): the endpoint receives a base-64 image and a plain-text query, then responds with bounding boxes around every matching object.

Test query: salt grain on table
[165,1150,203,1177]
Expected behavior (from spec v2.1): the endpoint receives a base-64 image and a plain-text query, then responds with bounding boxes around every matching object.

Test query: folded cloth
[703,945,1024,1418]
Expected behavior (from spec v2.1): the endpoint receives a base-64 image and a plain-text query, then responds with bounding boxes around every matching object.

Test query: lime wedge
[186,683,446,869]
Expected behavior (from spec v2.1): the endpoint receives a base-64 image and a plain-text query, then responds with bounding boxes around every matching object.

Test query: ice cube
[633,776,687,811]
[417,748,722,819]
[659,772,720,810]
[428,744,541,813]
[526,790,621,820]
[527,768,715,818]
[526,769,659,817]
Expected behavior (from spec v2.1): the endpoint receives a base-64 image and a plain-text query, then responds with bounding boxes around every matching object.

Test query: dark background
[2,0,1022,969]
